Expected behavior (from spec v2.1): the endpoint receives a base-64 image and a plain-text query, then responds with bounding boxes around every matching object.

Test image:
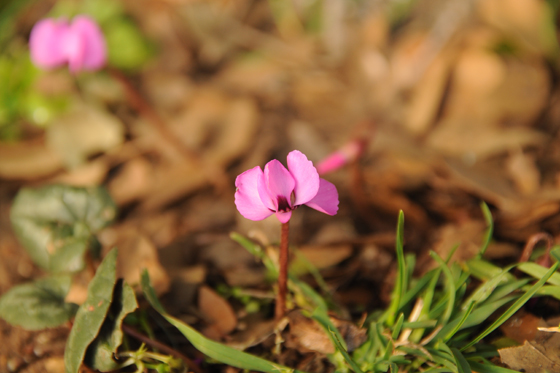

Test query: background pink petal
[70,16,106,71]
[263,160,295,210]
[287,150,320,206]
[304,178,339,216]
[235,167,274,221]
[29,19,68,69]
[61,27,85,72]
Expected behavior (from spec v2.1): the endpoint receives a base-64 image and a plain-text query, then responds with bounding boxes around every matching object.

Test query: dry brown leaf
[139,159,209,211]
[501,312,547,344]
[285,310,335,354]
[404,52,453,135]
[226,318,276,350]
[284,311,366,354]
[199,285,237,339]
[0,140,63,180]
[143,71,194,112]
[206,98,259,166]
[298,245,352,270]
[46,104,125,168]
[506,150,541,195]
[500,337,560,373]
[50,159,109,186]
[107,157,153,205]
[427,121,546,160]
[433,220,485,264]
[103,227,170,296]
[478,0,555,55]
[223,267,266,287]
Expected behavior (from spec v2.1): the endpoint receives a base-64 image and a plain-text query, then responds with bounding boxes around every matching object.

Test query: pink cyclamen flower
[29,15,106,73]
[235,150,339,223]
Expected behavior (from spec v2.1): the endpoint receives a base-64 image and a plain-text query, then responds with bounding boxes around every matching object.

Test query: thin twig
[518,232,553,265]
[122,324,203,373]
[276,221,290,320]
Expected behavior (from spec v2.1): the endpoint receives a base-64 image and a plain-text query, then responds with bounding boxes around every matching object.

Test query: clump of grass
[142,203,560,373]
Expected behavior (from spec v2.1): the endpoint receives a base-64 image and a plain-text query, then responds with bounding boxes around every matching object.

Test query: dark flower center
[277,195,291,212]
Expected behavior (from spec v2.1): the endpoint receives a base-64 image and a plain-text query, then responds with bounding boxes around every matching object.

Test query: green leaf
[106,19,152,70]
[10,185,117,272]
[477,202,493,258]
[429,251,456,326]
[518,262,560,285]
[85,279,138,371]
[328,327,365,373]
[451,348,472,373]
[0,276,77,330]
[64,249,119,373]
[468,360,520,373]
[141,270,305,373]
[461,261,560,351]
[386,211,406,326]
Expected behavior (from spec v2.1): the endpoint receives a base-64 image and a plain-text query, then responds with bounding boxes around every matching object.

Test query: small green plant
[3,183,559,372]
[0,185,183,373]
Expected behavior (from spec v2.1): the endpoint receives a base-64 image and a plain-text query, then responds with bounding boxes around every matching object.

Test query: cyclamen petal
[29,15,106,73]
[287,150,320,206]
[305,178,339,216]
[234,150,339,223]
[29,19,68,69]
[263,160,295,210]
[70,16,106,71]
[235,167,274,221]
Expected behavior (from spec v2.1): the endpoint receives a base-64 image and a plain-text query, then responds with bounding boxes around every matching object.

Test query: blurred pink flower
[29,15,106,73]
[235,150,339,223]
[316,139,366,175]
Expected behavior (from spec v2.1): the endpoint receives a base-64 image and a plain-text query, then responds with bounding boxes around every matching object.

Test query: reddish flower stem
[276,221,290,320]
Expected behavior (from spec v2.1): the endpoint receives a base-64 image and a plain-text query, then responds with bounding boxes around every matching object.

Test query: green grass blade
[451,348,472,373]
[482,279,531,304]
[467,259,514,282]
[141,270,305,373]
[391,313,405,340]
[387,211,406,327]
[443,301,475,342]
[468,360,519,373]
[477,202,493,258]
[462,266,514,309]
[328,327,365,373]
[399,269,438,310]
[430,251,456,326]
[517,262,560,285]
[436,296,518,339]
[461,261,560,351]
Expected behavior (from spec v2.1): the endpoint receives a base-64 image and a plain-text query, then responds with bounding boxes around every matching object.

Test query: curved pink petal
[263,159,295,210]
[287,150,320,206]
[275,210,292,224]
[256,172,276,211]
[304,178,339,215]
[235,167,274,221]
[29,19,69,69]
[61,26,85,73]
[70,16,106,71]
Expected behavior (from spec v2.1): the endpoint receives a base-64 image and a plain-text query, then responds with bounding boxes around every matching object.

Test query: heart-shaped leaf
[64,249,118,373]
[85,279,138,371]
[10,184,117,272]
[0,275,78,330]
